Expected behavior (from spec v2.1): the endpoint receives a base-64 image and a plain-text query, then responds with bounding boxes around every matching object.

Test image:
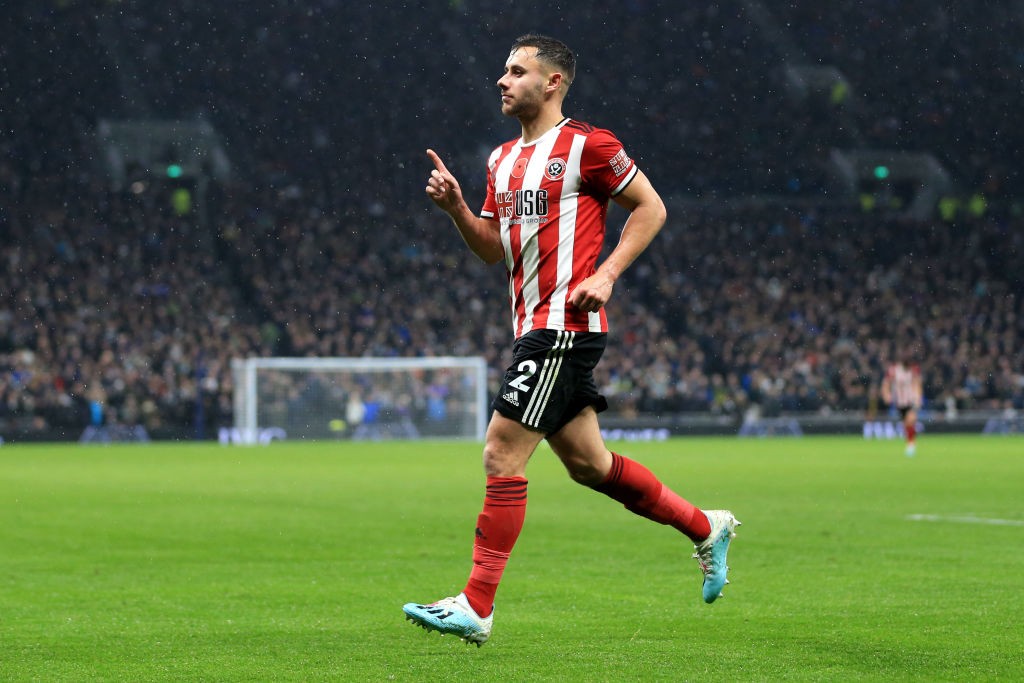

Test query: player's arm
[570,170,667,313]
[880,370,893,406]
[425,149,504,264]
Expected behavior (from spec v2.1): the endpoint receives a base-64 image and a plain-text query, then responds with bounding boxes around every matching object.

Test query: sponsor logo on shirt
[496,189,549,220]
[609,148,631,177]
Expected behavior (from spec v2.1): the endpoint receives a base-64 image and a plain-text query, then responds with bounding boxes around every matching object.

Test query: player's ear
[547,71,564,94]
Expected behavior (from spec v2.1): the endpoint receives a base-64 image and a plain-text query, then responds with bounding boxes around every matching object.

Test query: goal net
[230,357,489,443]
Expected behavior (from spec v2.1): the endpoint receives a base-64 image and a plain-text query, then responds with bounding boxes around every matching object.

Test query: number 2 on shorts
[508,360,537,392]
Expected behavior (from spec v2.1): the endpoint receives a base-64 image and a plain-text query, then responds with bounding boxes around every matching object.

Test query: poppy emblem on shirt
[512,157,529,178]
[544,158,566,181]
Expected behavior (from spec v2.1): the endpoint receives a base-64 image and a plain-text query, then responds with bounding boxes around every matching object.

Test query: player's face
[496,47,549,118]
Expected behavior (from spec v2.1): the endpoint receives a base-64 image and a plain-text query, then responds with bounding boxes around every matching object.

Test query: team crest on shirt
[544,158,566,181]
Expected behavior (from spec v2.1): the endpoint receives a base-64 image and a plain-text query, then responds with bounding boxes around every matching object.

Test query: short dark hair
[511,34,575,86]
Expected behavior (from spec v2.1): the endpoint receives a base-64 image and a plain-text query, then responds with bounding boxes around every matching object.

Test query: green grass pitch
[2,435,1022,681]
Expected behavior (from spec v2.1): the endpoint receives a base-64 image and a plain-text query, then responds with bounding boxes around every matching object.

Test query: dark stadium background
[2,0,1021,442]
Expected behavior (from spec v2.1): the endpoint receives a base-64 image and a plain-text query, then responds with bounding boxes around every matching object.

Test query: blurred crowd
[3,166,1021,439]
[777,1,1023,198]
[1,0,1022,439]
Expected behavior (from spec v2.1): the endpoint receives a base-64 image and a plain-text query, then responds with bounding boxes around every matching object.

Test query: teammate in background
[881,349,924,456]
[402,34,739,646]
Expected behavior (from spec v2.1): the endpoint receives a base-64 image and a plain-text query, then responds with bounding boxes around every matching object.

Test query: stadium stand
[1,0,1021,440]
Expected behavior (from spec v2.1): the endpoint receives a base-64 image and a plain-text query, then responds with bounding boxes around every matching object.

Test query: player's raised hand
[423,149,504,264]
[425,149,464,214]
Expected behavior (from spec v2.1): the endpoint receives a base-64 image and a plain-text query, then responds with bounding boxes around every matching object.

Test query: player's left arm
[912,367,924,408]
[569,170,666,313]
[880,370,893,406]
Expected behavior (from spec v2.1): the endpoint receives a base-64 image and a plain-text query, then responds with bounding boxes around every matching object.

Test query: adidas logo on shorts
[502,390,520,407]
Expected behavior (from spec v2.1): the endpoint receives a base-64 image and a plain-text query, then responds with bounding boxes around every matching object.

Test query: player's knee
[561,456,605,486]
[481,441,527,477]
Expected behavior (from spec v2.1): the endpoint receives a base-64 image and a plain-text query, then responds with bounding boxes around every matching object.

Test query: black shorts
[897,405,917,420]
[491,329,609,435]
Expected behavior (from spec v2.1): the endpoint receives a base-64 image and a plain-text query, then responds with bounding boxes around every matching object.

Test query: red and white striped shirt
[886,362,922,408]
[480,118,639,338]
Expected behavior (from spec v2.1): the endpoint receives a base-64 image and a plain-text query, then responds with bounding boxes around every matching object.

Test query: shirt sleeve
[580,128,639,197]
[479,146,502,219]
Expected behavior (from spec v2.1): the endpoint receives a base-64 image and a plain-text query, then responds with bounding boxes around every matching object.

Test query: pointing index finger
[426,148,450,176]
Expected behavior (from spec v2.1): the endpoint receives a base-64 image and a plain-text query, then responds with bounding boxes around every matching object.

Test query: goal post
[230,356,489,443]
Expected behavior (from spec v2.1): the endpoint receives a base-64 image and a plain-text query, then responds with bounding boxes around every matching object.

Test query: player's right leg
[403,593,494,647]
[402,412,541,645]
[903,408,917,456]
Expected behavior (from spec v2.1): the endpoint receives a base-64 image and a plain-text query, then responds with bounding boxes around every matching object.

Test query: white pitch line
[906,514,1024,527]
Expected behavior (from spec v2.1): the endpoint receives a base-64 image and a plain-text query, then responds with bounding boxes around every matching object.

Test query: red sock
[462,476,527,617]
[592,452,711,543]
[906,423,916,444]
